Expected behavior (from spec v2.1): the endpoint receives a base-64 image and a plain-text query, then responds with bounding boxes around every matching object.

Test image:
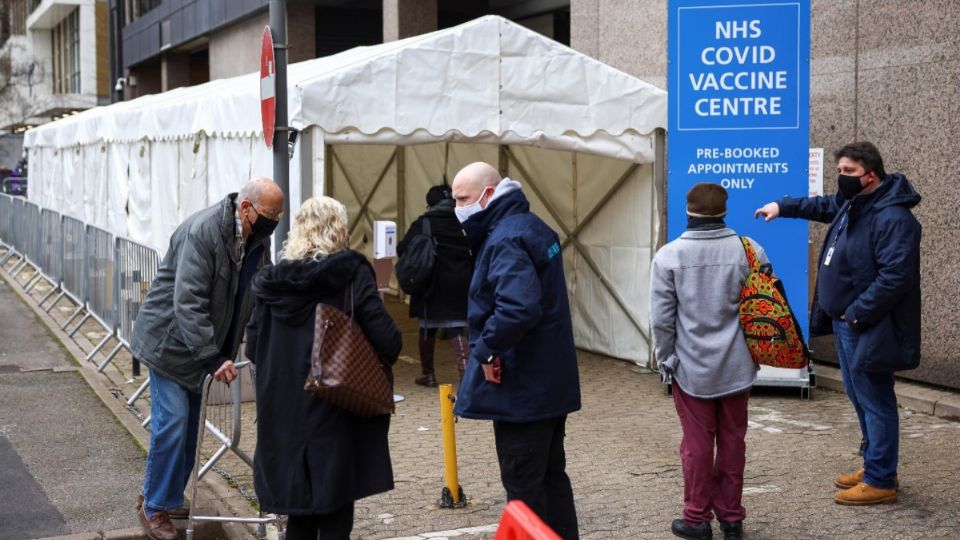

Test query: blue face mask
[454,188,491,223]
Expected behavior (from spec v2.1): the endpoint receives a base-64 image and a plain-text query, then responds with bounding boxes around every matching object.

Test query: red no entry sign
[260,25,276,148]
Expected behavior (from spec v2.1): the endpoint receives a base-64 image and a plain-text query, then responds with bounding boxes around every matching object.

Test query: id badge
[823,246,834,266]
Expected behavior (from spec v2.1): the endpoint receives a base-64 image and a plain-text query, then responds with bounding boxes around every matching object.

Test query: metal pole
[438,384,465,508]
[270,0,290,251]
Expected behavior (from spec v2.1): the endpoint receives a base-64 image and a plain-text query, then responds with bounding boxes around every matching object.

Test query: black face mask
[837,173,866,200]
[248,209,279,241]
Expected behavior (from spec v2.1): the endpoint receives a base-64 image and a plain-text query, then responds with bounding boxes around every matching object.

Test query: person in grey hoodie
[650,183,765,540]
[129,177,284,540]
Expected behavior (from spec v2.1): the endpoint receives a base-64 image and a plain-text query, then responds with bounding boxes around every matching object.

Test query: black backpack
[396,218,436,295]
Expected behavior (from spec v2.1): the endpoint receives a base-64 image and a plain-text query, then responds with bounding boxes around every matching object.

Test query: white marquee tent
[24,15,667,365]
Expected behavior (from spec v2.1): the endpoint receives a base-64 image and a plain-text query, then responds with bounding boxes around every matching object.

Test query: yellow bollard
[438,383,466,508]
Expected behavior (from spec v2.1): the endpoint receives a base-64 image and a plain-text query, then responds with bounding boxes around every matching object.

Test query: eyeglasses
[252,203,283,221]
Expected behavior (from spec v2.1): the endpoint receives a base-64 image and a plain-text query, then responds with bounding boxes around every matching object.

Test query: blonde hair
[281,196,349,261]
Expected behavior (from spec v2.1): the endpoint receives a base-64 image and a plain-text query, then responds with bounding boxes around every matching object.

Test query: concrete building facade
[0,0,110,138]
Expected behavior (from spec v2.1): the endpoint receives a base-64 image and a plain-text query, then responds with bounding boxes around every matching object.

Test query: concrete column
[571,0,599,59]
[79,4,98,96]
[383,0,437,42]
[160,53,190,91]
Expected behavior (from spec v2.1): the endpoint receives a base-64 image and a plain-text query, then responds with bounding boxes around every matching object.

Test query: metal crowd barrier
[7,198,28,273]
[187,361,282,540]
[17,202,43,287]
[0,194,17,264]
[116,238,160,382]
[29,209,64,304]
[0,200,277,536]
[57,216,88,324]
[73,225,122,366]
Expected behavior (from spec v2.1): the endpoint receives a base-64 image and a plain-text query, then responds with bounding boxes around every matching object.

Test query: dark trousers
[672,383,749,525]
[493,415,579,539]
[285,503,354,540]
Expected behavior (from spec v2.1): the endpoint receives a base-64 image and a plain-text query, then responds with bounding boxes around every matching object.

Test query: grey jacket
[649,228,766,399]
[130,194,271,390]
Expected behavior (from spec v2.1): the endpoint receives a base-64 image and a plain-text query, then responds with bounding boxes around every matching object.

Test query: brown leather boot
[137,505,178,540]
[450,334,470,382]
[415,329,437,387]
[137,493,190,520]
[834,469,899,490]
[834,482,897,505]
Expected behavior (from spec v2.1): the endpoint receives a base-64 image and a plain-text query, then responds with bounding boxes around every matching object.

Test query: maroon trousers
[672,383,749,525]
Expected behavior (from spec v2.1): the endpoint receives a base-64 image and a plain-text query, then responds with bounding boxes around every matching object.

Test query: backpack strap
[740,236,759,272]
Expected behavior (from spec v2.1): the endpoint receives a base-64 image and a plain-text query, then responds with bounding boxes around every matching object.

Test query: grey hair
[238,177,275,204]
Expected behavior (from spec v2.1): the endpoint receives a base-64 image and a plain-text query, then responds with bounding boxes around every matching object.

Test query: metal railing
[58,215,87,323]
[0,197,275,536]
[34,208,64,305]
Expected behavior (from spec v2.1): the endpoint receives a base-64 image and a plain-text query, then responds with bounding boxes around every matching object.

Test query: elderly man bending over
[130,177,284,540]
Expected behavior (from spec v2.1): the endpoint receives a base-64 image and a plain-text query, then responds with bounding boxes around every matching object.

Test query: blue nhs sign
[668,0,811,337]
[676,4,800,130]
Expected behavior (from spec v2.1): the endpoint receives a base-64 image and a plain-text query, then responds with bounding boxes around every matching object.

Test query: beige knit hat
[686,182,728,217]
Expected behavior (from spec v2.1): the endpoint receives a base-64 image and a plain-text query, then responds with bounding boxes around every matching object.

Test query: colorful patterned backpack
[738,237,809,369]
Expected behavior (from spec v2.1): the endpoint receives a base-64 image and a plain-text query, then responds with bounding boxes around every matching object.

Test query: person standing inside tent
[129,178,284,540]
[397,184,473,387]
[650,183,764,540]
[451,162,581,539]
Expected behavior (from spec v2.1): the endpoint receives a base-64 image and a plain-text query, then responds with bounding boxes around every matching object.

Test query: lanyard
[831,206,851,247]
[823,206,851,267]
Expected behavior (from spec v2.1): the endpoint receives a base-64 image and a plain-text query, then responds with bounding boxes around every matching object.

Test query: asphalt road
[0,278,144,539]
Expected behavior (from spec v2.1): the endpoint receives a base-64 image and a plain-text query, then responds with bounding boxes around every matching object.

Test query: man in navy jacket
[756,141,921,506]
[451,162,581,539]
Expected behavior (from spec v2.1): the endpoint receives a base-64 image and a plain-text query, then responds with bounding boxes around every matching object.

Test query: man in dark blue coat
[756,141,921,506]
[451,162,581,538]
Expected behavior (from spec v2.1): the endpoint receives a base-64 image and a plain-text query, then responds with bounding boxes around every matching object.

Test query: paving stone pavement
[10,272,960,540]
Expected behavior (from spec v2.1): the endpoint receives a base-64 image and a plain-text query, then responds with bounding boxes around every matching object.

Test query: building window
[124,0,162,25]
[51,9,80,94]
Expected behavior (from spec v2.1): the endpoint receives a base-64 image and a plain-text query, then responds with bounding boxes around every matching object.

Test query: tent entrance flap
[325,141,656,366]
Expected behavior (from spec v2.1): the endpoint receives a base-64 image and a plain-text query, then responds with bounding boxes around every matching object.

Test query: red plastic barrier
[493,500,562,540]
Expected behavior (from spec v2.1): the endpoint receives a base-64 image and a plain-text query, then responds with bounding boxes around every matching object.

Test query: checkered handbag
[303,286,394,416]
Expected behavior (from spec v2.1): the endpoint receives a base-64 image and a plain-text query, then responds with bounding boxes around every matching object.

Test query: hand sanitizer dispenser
[373,220,397,259]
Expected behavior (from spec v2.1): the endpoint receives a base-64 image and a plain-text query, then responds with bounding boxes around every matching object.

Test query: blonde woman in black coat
[245,196,402,540]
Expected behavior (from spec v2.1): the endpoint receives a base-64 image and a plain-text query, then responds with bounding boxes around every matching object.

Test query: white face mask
[454,187,490,223]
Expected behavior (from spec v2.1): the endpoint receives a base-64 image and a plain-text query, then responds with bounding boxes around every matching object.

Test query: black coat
[779,173,922,372]
[397,199,472,322]
[244,250,402,515]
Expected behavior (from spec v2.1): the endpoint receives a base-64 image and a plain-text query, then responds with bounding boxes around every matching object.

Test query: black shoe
[671,518,713,540]
[718,520,743,540]
[414,373,438,387]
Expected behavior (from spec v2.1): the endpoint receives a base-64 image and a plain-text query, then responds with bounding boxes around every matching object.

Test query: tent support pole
[330,148,375,233]
[397,146,406,236]
[650,128,668,371]
[560,163,639,250]
[331,149,369,228]
[346,148,399,237]
[498,145,509,177]
[504,147,650,347]
[654,128,667,251]
[324,144,333,197]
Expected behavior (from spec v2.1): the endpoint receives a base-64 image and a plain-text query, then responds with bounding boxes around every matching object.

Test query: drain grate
[0,365,22,374]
